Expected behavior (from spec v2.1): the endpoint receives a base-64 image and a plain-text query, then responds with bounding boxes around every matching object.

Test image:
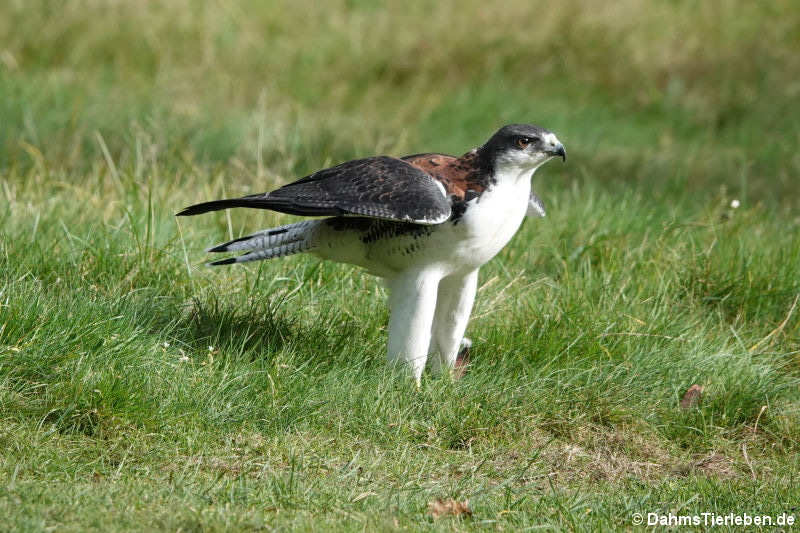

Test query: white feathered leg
[386,269,441,384]
[429,269,478,375]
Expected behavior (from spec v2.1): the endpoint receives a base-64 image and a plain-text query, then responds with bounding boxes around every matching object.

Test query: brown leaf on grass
[680,384,704,409]
[452,343,470,380]
[428,498,472,519]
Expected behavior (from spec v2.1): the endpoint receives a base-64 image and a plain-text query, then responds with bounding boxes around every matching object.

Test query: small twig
[752,405,768,437]
[749,294,799,353]
[623,313,647,326]
[741,443,757,480]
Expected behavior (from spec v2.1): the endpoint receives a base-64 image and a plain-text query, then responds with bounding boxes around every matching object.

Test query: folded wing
[177,156,452,225]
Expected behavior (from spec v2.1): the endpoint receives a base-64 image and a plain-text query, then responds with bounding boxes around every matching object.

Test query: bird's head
[479,123,565,180]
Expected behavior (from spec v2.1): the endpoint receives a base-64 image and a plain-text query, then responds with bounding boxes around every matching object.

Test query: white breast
[449,175,531,269]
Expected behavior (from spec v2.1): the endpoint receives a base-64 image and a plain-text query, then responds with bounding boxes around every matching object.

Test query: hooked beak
[549,143,566,162]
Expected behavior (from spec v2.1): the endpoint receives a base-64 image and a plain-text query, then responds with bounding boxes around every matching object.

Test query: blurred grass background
[2,0,798,198]
[1,0,799,530]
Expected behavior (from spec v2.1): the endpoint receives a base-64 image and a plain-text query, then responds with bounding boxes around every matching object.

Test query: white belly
[443,178,531,270]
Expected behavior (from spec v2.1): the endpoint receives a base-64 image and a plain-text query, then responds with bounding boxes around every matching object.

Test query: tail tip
[176,206,201,216]
[208,257,237,266]
[206,234,253,253]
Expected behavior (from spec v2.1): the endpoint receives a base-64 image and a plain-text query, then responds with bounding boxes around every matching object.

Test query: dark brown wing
[177,156,452,224]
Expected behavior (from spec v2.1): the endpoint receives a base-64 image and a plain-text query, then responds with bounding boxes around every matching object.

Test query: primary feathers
[178,156,452,224]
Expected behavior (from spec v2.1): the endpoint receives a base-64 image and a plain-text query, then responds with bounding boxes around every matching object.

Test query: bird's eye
[516,137,531,149]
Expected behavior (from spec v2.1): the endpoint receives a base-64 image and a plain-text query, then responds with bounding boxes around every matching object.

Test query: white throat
[494,157,552,184]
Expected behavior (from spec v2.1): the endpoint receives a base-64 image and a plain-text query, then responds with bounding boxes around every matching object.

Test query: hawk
[178,124,566,382]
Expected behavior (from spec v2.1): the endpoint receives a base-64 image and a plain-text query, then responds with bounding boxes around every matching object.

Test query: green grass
[1,0,799,530]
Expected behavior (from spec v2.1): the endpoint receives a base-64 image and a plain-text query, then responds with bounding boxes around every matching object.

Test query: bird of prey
[177,124,565,383]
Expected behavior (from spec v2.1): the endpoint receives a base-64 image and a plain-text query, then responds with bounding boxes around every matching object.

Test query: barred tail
[206,220,320,266]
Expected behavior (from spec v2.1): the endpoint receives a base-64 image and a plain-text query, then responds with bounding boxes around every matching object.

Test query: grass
[1,0,799,530]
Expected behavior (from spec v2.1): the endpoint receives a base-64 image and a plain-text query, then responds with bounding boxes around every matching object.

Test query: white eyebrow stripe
[543,132,558,146]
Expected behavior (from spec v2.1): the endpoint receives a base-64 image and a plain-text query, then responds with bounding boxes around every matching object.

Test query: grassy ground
[1,1,799,530]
